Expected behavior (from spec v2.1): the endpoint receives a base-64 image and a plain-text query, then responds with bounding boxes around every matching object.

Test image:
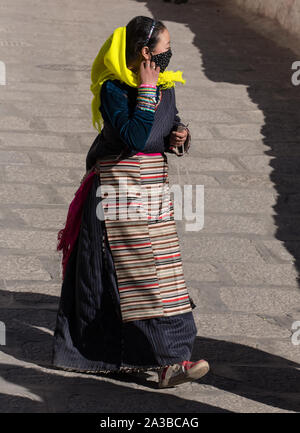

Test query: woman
[51,16,209,389]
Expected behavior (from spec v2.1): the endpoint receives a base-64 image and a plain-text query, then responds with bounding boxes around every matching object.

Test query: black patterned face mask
[150,48,172,73]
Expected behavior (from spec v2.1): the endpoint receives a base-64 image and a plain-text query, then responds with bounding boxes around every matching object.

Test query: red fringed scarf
[57,169,97,280]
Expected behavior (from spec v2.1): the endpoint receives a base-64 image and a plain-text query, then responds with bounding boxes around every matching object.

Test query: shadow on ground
[2,0,300,414]
[0,290,299,412]
[138,0,300,282]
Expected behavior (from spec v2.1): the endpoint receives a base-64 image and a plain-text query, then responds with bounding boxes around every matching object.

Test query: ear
[141,46,151,61]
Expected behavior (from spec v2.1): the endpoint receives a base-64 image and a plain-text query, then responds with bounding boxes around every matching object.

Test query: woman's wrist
[136,85,157,113]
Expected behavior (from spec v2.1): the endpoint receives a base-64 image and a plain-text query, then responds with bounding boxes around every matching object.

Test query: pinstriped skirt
[51,152,198,374]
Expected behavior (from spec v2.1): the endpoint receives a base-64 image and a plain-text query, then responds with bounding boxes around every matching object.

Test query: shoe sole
[158,361,209,388]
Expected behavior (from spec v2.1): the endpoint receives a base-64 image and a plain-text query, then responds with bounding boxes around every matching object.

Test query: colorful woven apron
[95,152,193,323]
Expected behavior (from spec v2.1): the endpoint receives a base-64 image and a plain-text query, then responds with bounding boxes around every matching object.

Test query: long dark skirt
[51,173,198,374]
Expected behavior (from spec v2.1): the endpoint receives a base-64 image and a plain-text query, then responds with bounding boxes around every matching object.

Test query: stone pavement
[0,0,300,413]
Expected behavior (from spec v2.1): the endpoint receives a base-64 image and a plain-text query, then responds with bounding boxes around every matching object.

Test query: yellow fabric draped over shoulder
[90,25,186,134]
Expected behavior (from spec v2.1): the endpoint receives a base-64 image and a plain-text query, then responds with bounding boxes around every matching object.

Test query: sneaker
[158,359,209,388]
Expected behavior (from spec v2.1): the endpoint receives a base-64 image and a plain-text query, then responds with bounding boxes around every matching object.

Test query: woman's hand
[138,59,160,87]
[169,129,188,148]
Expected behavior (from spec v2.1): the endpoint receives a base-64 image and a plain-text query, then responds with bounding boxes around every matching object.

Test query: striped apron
[95,152,193,323]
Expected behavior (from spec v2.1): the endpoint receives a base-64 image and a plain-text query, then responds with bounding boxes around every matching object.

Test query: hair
[125,16,166,67]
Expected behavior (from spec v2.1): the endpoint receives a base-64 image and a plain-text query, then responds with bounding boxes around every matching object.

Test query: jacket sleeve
[164,86,191,155]
[164,104,186,153]
[100,80,157,152]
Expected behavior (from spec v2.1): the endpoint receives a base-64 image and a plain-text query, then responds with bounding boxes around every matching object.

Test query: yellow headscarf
[90,25,186,133]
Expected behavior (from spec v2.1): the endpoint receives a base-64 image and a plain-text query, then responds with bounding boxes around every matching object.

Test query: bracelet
[136,86,157,113]
[138,84,156,89]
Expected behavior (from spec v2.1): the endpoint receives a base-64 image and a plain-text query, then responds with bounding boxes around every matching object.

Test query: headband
[144,19,156,46]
